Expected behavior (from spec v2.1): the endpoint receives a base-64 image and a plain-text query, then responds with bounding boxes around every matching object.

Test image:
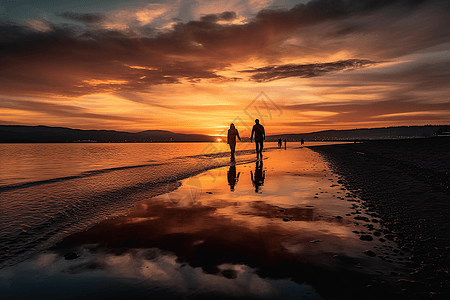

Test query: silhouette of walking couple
[227,119,265,161]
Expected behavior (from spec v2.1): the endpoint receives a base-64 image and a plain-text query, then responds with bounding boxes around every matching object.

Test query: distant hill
[267,125,450,141]
[1,125,449,143]
[0,125,217,143]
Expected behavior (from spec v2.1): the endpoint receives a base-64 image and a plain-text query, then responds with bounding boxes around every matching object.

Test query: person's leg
[256,141,263,158]
[230,144,236,160]
[259,140,264,158]
[255,142,259,158]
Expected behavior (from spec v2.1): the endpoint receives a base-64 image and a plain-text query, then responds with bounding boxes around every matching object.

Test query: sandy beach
[309,136,450,299]
[1,141,448,299]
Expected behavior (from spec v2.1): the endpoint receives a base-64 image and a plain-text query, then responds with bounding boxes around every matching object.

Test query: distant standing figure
[301,138,304,145]
[278,138,282,148]
[284,138,287,150]
[227,123,241,161]
[251,119,265,159]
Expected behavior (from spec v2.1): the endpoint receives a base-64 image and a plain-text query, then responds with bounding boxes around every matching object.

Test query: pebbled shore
[309,137,450,299]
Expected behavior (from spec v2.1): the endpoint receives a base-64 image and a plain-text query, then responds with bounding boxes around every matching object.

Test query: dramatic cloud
[0,0,449,133]
[59,12,106,25]
[0,97,149,122]
[200,11,237,23]
[283,98,450,120]
[241,59,381,81]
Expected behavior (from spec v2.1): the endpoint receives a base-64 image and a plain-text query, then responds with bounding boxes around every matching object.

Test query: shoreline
[308,136,450,298]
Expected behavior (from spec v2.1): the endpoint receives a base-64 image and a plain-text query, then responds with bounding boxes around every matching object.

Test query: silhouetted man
[250,119,265,159]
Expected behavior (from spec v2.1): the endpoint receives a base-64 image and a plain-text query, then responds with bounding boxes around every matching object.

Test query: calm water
[0,142,231,187]
[0,143,407,300]
[0,142,248,268]
[0,141,347,270]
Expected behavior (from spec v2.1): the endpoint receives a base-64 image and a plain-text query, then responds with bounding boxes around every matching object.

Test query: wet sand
[0,145,428,299]
[309,137,450,299]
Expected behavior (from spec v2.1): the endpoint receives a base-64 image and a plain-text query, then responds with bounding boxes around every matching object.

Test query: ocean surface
[0,142,344,269]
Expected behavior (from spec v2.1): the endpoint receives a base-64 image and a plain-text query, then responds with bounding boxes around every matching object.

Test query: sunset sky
[1,0,449,136]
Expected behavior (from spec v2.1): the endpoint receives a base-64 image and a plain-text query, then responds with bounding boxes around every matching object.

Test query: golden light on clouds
[82,80,130,86]
[135,5,170,25]
[128,66,159,70]
[103,23,129,31]
[372,111,450,119]
[1,0,449,134]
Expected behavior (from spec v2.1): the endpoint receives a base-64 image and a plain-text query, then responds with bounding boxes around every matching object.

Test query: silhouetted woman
[227,123,241,161]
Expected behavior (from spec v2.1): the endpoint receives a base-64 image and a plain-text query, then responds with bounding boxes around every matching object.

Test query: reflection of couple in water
[227,161,265,193]
[226,119,266,192]
[227,119,265,161]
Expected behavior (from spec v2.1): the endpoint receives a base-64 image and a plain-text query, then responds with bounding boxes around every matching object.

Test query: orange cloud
[1,0,449,133]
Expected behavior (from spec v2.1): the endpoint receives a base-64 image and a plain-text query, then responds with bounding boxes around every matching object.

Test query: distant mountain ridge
[267,125,450,141]
[0,125,217,143]
[1,125,448,143]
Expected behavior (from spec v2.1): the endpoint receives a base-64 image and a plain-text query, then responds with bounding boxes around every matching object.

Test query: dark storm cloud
[241,59,380,81]
[200,11,237,23]
[0,0,448,97]
[59,12,106,24]
[253,0,429,28]
[0,18,237,97]
[253,0,449,57]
